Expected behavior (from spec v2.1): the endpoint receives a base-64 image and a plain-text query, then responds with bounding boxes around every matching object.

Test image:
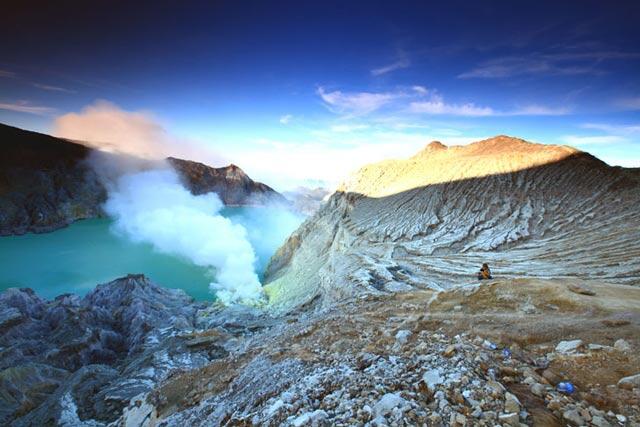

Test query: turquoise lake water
[0,207,302,301]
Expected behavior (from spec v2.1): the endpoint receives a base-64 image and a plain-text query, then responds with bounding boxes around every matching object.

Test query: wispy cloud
[412,85,428,95]
[317,86,403,116]
[459,56,594,79]
[0,69,75,93]
[0,100,57,115]
[581,122,640,135]
[279,114,293,124]
[459,50,640,79]
[32,82,76,93]
[507,105,570,116]
[371,49,411,76]
[408,95,568,117]
[371,58,410,76]
[319,85,569,118]
[561,135,626,145]
[409,95,495,116]
[330,124,370,133]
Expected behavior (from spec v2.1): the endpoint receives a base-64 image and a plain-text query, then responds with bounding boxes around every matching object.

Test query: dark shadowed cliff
[0,123,285,235]
[0,124,105,236]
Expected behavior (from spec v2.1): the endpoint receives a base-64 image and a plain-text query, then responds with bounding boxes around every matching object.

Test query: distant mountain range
[0,123,285,235]
[282,186,331,216]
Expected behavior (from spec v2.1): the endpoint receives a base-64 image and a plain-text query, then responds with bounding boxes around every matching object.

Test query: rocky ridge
[0,123,286,235]
[264,136,640,313]
[167,157,287,206]
[0,274,274,426]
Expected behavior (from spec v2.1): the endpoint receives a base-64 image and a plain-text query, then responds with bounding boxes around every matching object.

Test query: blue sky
[1,1,639,188]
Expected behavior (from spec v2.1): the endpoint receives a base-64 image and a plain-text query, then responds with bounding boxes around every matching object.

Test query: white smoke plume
[225,202,305,273]
[104,166,264,304]
[53,101,267,304]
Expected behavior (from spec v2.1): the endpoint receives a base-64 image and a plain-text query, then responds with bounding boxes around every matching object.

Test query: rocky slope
[0,123,105,236]
[156,278,640,427]
[167,157,287,206]
[264,136,640,313]
[0,123,285,235]
[2,276,639,426]
[0,274,274,426]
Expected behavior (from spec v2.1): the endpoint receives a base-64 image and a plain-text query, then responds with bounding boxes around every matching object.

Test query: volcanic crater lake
[0,207,302,301]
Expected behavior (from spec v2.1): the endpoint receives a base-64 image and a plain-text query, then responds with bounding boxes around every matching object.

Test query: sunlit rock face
[264,136,640,313]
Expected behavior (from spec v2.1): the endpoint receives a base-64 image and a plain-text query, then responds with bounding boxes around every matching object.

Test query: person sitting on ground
[477,263,492,280]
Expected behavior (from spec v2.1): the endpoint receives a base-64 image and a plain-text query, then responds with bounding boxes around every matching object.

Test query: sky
[1,1,639,189]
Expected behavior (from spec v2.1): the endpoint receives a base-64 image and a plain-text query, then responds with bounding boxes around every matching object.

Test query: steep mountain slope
[264,136,640,313]
[0,123,285,235]
[0,124,105,236]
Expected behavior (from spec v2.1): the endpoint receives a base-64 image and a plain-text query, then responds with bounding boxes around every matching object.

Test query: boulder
[613,339,631,352]
[617,373,640,390]
[292,409,328,427]
[555,339,583,354]
[423,369,444,389]
[504,392,521,414]
[373,393,406,418]
[563,409,585,426]
[567,283,596,296]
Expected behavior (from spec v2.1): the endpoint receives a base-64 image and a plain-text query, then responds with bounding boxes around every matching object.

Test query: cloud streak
[32,82,76,93]
[330,124,370,133]
[409,94,494,116]
[409,95,568,117]
[318,85,568,118]
[279,114,293,124]
[317,86,402,116]
[459,50,640,79]
[0,100,57,115]
[561,135,626,145]
[371,58,410,76]
[581,122,640,135]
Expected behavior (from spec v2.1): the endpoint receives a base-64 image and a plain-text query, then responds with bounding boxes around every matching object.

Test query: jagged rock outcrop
[167,157,286,206]
[264,136,640,313]
[0,274,276,426]
[0,275,197,424]
[0,123,286,235]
